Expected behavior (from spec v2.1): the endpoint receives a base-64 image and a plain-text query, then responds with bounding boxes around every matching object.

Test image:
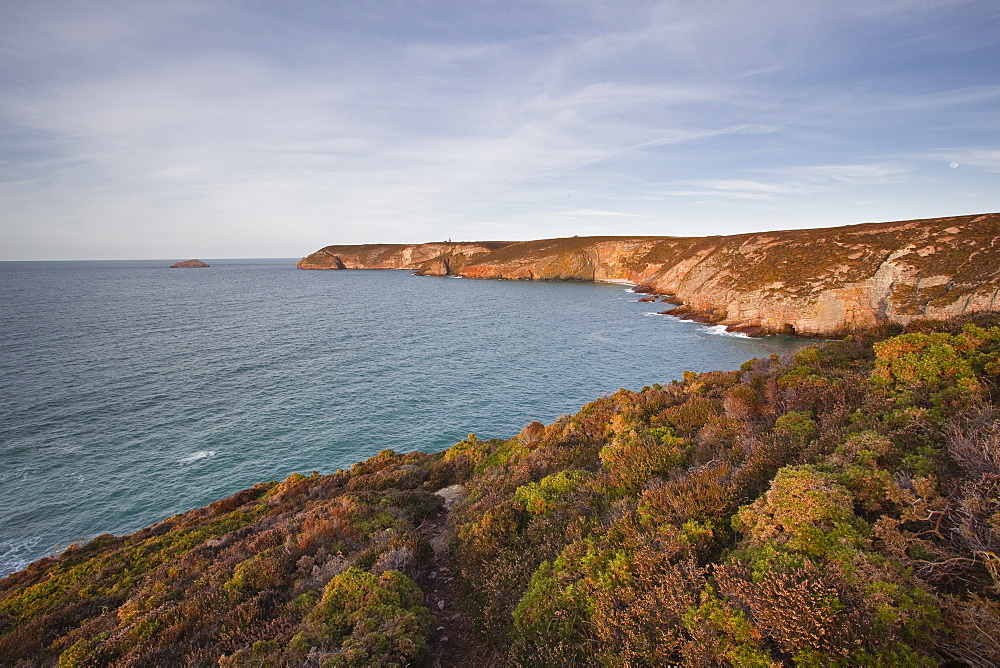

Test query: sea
[0,259,814,577]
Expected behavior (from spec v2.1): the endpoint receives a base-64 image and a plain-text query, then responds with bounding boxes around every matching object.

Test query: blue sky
[1,1,998,260]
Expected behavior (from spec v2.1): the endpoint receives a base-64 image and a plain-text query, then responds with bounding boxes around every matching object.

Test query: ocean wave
[1,536,41,577]
[179,450,217,464]
[643,312,695,322]
[649,314,746,337]
[704,324,750,338]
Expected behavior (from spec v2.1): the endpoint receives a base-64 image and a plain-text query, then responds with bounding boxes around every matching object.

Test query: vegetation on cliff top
[300,215,999,290]
[3,314,1000,666]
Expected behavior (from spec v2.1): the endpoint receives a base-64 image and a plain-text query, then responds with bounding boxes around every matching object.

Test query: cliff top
[307,212,998,261]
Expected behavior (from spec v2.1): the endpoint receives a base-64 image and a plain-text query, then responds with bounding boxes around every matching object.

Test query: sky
[1,1,999,260]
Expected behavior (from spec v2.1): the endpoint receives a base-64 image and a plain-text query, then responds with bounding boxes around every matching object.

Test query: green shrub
[513,471,592,515]
[681,585,774,667]
[733,465,867,567]
[510,559,595,665]
[774,411,818,446]
[600,427,687,494]
[290,567,431,665]
[870,326,1000,416]
[658,397,720,435]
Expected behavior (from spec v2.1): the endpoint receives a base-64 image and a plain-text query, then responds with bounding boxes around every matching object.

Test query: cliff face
[298,213,1000,337]
[297,241,515,271]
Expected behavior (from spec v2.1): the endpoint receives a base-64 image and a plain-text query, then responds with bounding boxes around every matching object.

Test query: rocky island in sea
[300,212,1000,339]
[3,214,1000,666]
[169,259,210,268]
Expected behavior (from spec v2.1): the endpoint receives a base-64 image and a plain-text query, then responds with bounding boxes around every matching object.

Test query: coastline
[4,312,999,665]
[3,262,815,580]
[298,213,1000,339]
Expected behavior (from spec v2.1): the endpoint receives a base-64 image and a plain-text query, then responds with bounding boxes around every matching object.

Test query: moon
[950,162,959,169]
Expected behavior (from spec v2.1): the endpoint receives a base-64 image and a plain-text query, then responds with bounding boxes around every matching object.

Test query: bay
[0,259,812,576]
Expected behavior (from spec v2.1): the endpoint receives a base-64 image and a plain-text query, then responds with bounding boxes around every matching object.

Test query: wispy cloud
[790,163,911,184]
[671,163,911,201]
[558,209,654,218]
[1,0,998,258]
[683,179,802,195]
[664,189,780,202]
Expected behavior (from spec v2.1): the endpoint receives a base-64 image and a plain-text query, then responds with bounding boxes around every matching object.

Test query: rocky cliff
[297,241,515,272]
[299,213,1000,337]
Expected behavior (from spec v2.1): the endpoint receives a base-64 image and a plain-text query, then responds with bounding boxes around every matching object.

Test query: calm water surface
[0,259,813,576]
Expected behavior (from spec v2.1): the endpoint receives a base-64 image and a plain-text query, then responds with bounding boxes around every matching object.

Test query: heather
[2,314,999,666]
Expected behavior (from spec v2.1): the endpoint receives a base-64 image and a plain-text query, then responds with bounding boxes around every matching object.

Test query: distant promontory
[169,259,210,268]
[299,213,1000,338]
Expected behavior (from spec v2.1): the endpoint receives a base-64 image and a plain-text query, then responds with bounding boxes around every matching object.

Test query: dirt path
[419,485,501,667]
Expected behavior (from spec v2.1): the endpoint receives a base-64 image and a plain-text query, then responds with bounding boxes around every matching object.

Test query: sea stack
[169,259,210,268]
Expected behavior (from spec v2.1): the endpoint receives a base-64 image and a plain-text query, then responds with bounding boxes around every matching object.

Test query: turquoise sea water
[0,259,813,576]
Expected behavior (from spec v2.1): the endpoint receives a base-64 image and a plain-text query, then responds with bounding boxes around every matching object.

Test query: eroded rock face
[297,214,1000,337]
[297,242,514,271]
[169,259,209,268]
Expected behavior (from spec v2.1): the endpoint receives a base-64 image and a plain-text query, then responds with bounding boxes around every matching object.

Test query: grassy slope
[2,314,1000,666]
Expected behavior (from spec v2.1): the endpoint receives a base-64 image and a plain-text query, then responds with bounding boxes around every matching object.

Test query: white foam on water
[1,536,41,576]
[705,324,750,338]
[597,278,636,286]
[179,450,216,464]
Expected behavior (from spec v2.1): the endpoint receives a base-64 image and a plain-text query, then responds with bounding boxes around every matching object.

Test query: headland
[300,213,1000,338]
